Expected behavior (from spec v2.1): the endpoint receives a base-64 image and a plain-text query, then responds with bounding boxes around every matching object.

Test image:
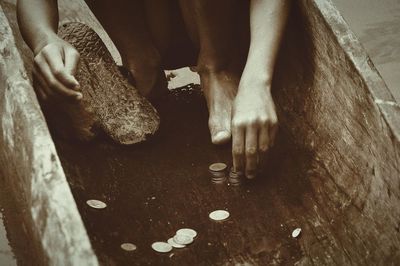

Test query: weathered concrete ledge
[0,4,98,266]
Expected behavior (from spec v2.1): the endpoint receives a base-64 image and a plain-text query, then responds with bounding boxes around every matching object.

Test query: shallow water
[54,86,313,265]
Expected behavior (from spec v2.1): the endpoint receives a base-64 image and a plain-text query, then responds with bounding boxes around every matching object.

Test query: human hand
[231,78,278,179]
[33,36,82,101]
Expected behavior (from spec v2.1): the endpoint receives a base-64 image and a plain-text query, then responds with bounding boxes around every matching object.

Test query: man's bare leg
[179,0,249,145]
[85,0,170,97]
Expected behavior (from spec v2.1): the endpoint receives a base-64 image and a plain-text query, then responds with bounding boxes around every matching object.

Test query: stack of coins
[152,228,198,253]
[229,167,244,186]
[209,163,228,184]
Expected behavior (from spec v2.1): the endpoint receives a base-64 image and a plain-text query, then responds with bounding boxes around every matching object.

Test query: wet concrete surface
[52,85,317,265]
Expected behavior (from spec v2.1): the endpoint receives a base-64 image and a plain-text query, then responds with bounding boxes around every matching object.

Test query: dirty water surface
[54,86,312,265]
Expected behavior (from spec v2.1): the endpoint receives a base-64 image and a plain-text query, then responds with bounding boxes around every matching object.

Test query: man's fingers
[258,124,269,168]
[32,74,48,101]
[245,125,258,179]
[43,47,80,90]
[63,47,81,94]
[269,121,278,147]
[64,47,80,77]
[33,66,52,100]
[268,104,278,147]
[258,124,270,153]
[35,55,81,99]
[232,121,245,173]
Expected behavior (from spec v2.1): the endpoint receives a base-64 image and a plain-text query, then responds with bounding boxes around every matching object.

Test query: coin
[209,210,230,221]
[120,243,137,251]
[86,199,107,209]
[209,163,228,172]
[173,234,194,245]
[292,228,302,238]
[151,242,173,253]
[212,176,227,184]
[168,237,186,248]
[229,167,244,178]
[176,228,197,238]
[210,163,228,184]
[229,167,243,186]
[210,171,227,177]
[228,176,241,186]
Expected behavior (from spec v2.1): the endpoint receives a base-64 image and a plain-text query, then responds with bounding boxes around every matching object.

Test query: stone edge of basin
[314,0,400,142]
[0,4,99,266]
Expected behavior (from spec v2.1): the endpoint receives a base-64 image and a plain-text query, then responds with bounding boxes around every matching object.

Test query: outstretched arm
[232,0,290,178]
[17,0,82,100]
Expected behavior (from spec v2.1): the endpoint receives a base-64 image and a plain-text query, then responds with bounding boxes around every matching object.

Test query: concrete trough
[0,0,399,265]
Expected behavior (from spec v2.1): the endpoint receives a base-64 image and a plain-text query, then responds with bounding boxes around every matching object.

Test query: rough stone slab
[0,4,98,266]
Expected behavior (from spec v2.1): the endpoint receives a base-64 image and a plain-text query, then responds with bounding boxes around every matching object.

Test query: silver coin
[209,163,228,172]
[176,228,197,238]
[212,177,226,184]
[228,176,241,182]
[210,171,227,178]
[173,234,194,245]
[86,199,107,209]
[292,228,302,238]
[230,166,244,175]
[228,178,242,186]
[120,243,137,251]
[167,237,186,248]
[151,242,173,253]
[209,210,230,221]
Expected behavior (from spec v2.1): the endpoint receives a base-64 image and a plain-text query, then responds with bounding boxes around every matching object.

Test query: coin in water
[176,228,197,238]
[168,238,186,248]
[86,199,107,209]
[210,171,226,177]
[229,179,241,184]
[229,167,244,178]
[151,242,173,253]
[212,178,226,184]
[209,210,230,221]
[121,243,137,251]
[209,163,228,172]
[173,234,194,245]
[292,228,302,238]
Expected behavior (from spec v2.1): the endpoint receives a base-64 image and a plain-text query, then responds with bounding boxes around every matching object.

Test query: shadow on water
[53,85,316,265]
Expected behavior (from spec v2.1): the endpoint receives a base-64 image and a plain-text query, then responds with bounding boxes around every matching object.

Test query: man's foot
[119,43,169,100]
[120,63,168,102]
[200,69,240,145]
